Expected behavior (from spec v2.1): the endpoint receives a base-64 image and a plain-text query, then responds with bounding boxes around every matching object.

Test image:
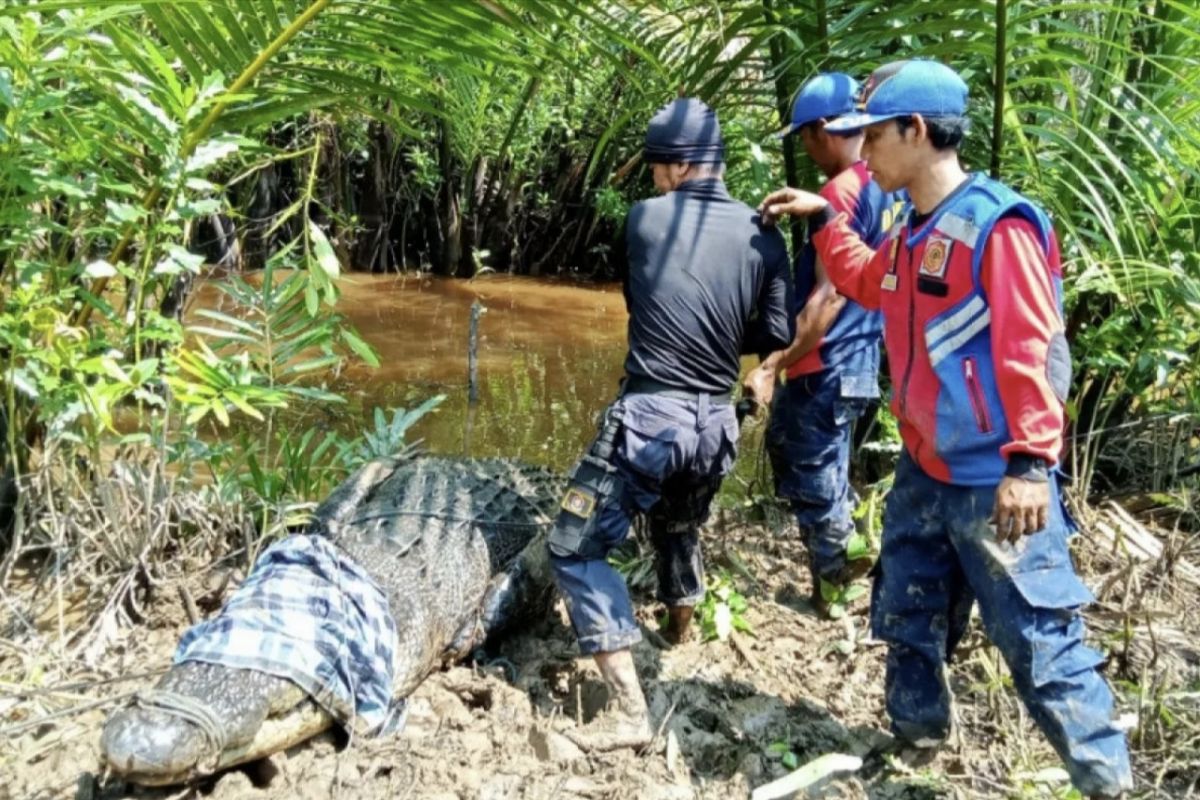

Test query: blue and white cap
[826,60,968,133]
[778,73,860,136]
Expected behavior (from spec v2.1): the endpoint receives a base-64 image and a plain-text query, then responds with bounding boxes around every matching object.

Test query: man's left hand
[742,364,777,409]
[991,476,1050,544]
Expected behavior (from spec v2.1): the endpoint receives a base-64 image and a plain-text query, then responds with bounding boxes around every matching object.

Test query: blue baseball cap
[777,73,860,137]
[826,60,968,133]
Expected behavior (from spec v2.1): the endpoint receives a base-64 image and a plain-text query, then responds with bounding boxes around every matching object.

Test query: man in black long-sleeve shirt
[622,171,795,393]
[548,98,793,752]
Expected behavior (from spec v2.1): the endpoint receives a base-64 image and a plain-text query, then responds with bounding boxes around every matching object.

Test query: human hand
[741,364,777,410]
[991,476,1050,544]
[758,187,830,225]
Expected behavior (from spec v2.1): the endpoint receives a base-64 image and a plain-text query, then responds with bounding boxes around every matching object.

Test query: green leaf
[307,221,340,280]
[115,83,178,135]
[225,392,265,421]
[105,199,146,224]
[819,578,839,603]
[283,355,341,375]
[846,535,872,562]
[712,603,732,642]
[186,135,242,173]
[84,259,118,279]
[340,328,380,367]
[192,309,261,335]
[185,404,212,425]
[9,368,38,399]
[304,282,319,316]
[842,585,868,603]
[176,197,222,219]
[35,175,88,199]
[154,245,206,276]
[0,66,12,107]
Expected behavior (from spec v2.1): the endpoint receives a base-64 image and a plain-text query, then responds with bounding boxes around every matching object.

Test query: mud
[3,521,1194,800]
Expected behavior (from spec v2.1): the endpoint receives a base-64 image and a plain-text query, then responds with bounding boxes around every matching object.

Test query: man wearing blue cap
[743,73,898,618]
[548,97,793,751]
[759,60,1131,798]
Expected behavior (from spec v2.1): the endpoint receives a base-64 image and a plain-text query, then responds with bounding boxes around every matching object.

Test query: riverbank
[2,495,1196,799]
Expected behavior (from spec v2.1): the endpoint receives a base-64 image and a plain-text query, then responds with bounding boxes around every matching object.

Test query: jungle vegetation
[0,0,1197,669]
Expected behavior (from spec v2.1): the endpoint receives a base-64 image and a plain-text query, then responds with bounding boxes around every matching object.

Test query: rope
[347,509,550,529]
[134,690,228,757]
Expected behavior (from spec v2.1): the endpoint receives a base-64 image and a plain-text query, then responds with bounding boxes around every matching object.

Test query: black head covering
[643,97,725,165]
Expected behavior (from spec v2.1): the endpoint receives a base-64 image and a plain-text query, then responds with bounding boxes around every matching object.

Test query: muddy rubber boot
[565,649,652,753]
[662,605,695,646]
[809,562,834,620]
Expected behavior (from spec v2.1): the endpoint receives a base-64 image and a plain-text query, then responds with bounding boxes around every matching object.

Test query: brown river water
[192,272,768,506]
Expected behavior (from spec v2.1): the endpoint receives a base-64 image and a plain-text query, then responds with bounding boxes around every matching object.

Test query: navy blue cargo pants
[765,368,871,580]
[874,452,1132,796]
[549,392,737,655]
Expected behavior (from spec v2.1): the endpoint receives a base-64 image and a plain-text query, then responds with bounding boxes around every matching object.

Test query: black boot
[662,605,695,645]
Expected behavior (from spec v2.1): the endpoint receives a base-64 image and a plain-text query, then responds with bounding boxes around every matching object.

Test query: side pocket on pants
[1009,566,1102,688]
[1009,566,1094,611]
[620,403,679,481]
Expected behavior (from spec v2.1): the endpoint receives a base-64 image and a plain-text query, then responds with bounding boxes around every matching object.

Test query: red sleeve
[820,165,863,216]
[810,212,890,310]
[982,217,1066,465]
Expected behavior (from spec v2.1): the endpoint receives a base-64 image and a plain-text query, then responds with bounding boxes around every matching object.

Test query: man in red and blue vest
[744,73,898,617]
[759,60,1131,799]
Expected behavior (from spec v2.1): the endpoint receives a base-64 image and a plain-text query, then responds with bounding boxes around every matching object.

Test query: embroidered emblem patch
[561,488,596,518]
[920,236,952,279]
[881,237,901,292]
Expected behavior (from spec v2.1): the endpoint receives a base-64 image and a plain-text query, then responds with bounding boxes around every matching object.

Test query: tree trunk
[434,116,464,276]
[353,120,392,272]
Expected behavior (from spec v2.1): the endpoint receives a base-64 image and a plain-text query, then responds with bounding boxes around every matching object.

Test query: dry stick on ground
[0,690,135,738]
[0,668,167,699]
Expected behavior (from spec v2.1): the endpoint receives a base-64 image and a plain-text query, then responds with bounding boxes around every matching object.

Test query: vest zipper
[962,355,993,433]
[899,236,915,420]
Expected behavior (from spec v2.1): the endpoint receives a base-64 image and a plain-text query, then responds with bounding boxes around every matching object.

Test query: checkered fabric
[175,534,403,734]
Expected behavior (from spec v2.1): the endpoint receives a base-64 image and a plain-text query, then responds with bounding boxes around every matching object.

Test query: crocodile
[100,455,564,786]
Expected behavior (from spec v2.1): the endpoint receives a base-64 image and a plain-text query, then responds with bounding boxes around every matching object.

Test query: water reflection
[193,272,768,506]
[323,274,628,470]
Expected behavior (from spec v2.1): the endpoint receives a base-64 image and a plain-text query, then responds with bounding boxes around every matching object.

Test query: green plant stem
[990,0,1007,179]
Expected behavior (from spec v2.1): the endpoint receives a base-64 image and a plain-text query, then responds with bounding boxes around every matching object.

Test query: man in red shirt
[759,59,1131,799]
[744,73,896,617]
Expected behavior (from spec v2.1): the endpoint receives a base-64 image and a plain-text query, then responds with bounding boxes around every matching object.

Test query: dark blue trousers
[550,392,737,655]
[874,453,1132,796]
[765,368,869,579]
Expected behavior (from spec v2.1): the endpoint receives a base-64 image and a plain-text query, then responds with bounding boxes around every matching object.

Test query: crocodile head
[101,662,311,786]
[101,704,212,783]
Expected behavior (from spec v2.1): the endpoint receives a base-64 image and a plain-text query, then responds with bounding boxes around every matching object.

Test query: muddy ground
[3,516,1198,800]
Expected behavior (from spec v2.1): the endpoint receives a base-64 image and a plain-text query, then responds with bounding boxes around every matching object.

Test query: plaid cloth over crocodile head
[175,534,404,735]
